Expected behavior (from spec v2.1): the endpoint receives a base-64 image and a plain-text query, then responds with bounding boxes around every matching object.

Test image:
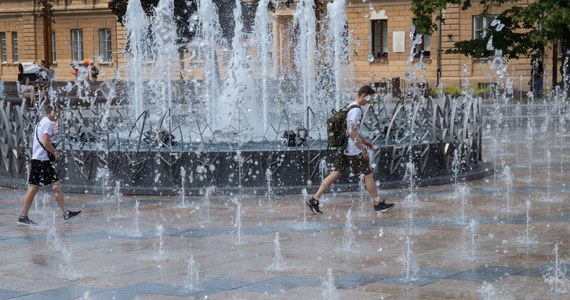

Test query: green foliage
[430,86,462,96]
[108,0,197,44]
[473,86,491,98]
[411,0,570,65]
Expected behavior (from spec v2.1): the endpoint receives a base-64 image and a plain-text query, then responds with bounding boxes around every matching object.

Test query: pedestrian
[34,75,48,105]
[17,102,81,225]
[306,85,394,214]
[529,58,544,98]
[19,77,36,107]
[89,61,99,82]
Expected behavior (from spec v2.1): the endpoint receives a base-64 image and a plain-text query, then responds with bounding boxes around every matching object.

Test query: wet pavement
[1,127,569,299]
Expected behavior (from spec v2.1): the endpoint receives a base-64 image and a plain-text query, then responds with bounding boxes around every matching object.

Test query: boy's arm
[348,125,371,156]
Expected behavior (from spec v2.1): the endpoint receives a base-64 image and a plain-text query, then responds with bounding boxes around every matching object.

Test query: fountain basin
[0,138,492,195]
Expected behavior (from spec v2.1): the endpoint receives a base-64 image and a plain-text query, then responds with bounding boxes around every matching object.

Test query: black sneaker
[63,210,81,220]
[374,200,394,212]
[305,197,323,215]
[17,215,37,225]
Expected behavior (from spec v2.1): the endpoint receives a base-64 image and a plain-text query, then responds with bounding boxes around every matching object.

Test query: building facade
[341,0,559,92]
[0,0,562,94]
[0,0,123,82]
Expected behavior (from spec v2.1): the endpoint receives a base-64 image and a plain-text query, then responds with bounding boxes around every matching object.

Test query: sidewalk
[1,129,569,299]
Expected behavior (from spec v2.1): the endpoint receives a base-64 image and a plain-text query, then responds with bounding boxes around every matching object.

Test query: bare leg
[313,171,342,200]
[364,173,380,204]
[52,181,67,213]
[21,185,40,216]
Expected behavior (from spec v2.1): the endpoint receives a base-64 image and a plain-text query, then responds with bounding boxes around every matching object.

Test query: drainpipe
[436,9,442,87]
[552,43,558,87]
[42,0,53,67]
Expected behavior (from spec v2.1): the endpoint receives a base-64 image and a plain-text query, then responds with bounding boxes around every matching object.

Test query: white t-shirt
[32,116,55,161]
[343,103,362,156]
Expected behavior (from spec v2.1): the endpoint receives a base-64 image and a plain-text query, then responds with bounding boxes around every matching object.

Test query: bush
[429,86,462,97]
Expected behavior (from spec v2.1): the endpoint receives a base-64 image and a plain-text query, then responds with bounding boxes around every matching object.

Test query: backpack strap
[35,123,52,157]
[346,104,362,126]
[344,104,362,141]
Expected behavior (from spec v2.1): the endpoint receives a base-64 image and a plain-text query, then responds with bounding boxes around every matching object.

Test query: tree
[108,0,261,45]
[412,0,570,86]
[108,0,197,46]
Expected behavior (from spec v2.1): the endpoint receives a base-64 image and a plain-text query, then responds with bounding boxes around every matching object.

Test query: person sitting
[34,76,48,105]
[19,77,36,107]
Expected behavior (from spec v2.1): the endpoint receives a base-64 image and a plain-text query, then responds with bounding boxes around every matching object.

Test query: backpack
[92,66,99,76]
[326,104,361,149]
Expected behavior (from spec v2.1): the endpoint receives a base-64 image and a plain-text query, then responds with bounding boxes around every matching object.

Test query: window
[98,28,112,62]
[0,32,6,63]
[12,32,18,62]
[52,31,57,63]
[371,19,388,58]
[71,29,84,62]
[412,19,430,58]
[473,15,495,40]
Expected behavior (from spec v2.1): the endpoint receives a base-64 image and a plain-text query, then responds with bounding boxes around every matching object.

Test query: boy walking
[17,103,81,225]
[306,85,394,214]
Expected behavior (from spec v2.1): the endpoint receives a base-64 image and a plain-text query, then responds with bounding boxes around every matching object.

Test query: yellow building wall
[0,0,562,94]
[0,0,124,82]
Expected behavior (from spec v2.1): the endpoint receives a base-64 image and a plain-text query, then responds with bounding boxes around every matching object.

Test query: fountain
[154,224,167,262]
[543,243,568,295]
[184,254,201,291]
[232,197,245,245]
[0,0,491,196]
[338,209,356,253]
[398,235,419,282]
[463,218,479,261]
[516,199,537,245]
[266,232,289,272]
[320,268,339,300]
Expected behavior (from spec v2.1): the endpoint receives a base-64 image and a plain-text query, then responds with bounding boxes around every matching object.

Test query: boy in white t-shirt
[306,85,394,214]
[17,103,81,225]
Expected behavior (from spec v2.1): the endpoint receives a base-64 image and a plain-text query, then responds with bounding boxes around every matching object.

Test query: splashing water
[517,199,537,245]
[267,232,289,272]
[184,255,201,291]
[502,165,513,214]
[546,150,552,201]
[398,235,419,282]
[319,158,328,183]
[46,212,62,252]
[154,224,167,262]
[265,168,274,211]
[356,174,367,216]
[477,281,497,300]
[130,200,142,237]
[543,244,568,295]
[301,188,309,229]
[202,186,216,223]
[58,244,79,280]
[320,268,340,300]
[113,181,124,217]
[232,198,245,245]
[455,183,470,224]
[463,219,479,261]
[179,167,188,207]
[339,209,357,253]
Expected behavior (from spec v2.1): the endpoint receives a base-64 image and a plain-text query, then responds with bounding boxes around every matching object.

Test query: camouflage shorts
[332,150,372,176]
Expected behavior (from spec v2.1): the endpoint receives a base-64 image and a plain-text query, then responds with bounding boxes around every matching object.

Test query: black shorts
[29,160,59,186]
[332,150,372,176]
